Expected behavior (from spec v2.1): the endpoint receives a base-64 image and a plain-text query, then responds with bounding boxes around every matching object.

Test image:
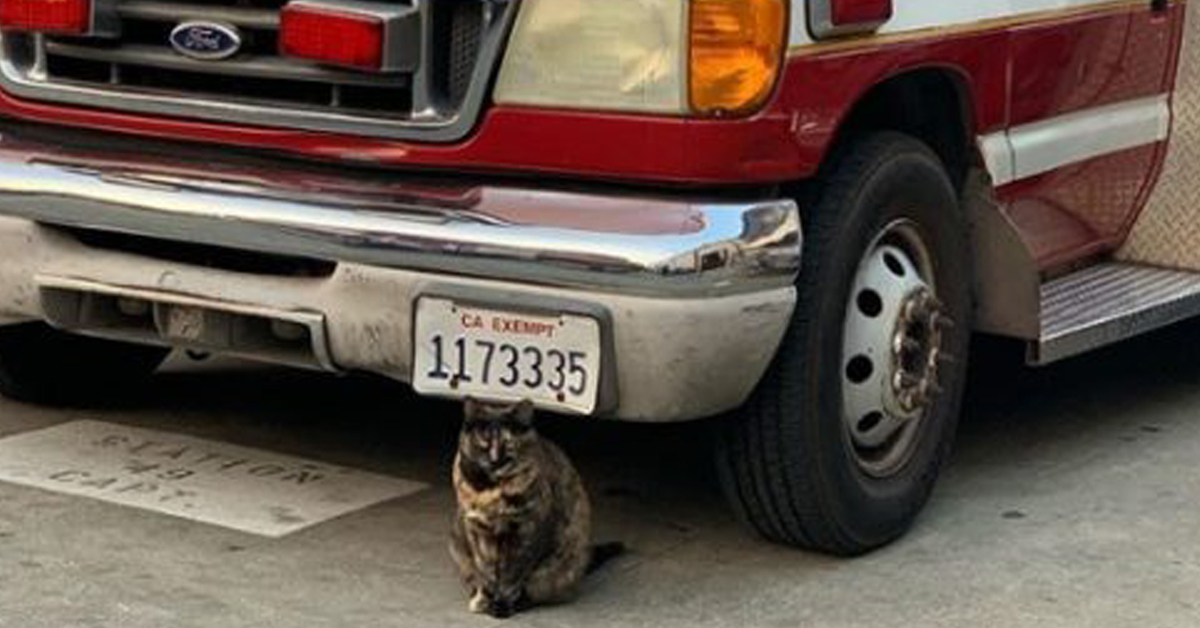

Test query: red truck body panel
[0,0,1184,273]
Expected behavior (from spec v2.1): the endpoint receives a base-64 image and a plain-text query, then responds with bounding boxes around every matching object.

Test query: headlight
[494,0,787,117]
[494,0,689,114]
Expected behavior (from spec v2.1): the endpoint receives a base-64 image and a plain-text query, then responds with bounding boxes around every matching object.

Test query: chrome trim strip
[0,0,514,142]
[979,94,1171,186]
[120,1,278,30]
[976,133,1014,187]
[0,136,801,298]
[1010,94,1171,180]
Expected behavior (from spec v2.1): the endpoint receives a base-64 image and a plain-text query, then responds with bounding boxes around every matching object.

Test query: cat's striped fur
[450,399,621,618]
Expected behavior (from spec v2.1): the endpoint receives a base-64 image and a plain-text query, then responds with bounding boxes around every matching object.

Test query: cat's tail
[586,542,627,575]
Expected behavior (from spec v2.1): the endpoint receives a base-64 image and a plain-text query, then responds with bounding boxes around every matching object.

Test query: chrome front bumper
[0,128,801,421]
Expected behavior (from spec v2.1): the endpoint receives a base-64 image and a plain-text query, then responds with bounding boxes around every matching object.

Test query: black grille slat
[120,64,337,107]
[45,55,113,84]
[46,41,410,87]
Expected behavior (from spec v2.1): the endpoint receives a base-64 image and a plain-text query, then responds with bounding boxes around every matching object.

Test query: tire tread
[717,132,969,555]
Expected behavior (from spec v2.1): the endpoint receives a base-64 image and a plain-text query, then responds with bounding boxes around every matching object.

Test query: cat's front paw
[468,590,489,614]
[468,590,520,618]
[485,597,516,619]
[485,594,523,619]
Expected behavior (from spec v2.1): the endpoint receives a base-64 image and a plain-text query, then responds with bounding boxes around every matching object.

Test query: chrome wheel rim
[841,220,949,478]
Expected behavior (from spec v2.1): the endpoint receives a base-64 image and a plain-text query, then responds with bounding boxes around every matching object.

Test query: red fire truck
[0,0,1192,555]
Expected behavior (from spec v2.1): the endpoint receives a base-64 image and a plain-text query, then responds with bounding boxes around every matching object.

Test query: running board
[1032,263,1200,365]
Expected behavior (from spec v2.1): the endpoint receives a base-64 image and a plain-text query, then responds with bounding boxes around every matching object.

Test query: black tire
[0,322,169,405]
[716,132,972,555]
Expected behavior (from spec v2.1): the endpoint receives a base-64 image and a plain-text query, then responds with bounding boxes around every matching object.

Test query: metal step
[1033,262,1200,364]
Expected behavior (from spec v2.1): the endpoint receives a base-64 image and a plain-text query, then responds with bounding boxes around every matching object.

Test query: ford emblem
[169,21,243,61]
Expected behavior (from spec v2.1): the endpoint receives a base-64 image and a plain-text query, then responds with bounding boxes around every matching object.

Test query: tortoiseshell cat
[450,398,623,618]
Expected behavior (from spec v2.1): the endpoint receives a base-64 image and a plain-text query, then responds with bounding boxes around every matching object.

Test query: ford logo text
[169,22,243,61]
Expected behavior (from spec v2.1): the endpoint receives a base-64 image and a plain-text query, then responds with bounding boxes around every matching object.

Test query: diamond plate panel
[1119,0,1200,267]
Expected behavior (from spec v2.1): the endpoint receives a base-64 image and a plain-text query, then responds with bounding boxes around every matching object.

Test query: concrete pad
[2,320,1200,627]
[0,420,426,537]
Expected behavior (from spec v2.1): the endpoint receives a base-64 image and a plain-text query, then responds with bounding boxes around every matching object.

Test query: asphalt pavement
[1,320,1199,628]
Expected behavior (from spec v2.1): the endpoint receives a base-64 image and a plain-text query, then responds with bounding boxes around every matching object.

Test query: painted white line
[979,94,1171,186]
[0,421,427,537]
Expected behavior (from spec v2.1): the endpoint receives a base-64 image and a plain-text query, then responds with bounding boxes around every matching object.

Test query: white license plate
[412,299,602,414]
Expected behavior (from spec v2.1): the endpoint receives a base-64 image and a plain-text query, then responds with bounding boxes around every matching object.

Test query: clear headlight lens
[494,0,689,114]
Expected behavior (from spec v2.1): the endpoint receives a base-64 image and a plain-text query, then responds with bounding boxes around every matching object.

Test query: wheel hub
[840,223,951,477]
[890,286,946,417]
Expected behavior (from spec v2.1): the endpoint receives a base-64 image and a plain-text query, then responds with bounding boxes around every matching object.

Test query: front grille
[0,0,513,141]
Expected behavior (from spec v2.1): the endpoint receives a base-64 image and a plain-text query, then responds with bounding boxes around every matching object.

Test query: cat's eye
[504,422,532,435]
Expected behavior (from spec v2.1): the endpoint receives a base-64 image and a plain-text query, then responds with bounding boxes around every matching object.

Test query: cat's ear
[514,399,535,426]
[463,397,480,420]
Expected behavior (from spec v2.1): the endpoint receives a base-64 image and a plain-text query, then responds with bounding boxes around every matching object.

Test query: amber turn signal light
[690,0,787,116]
